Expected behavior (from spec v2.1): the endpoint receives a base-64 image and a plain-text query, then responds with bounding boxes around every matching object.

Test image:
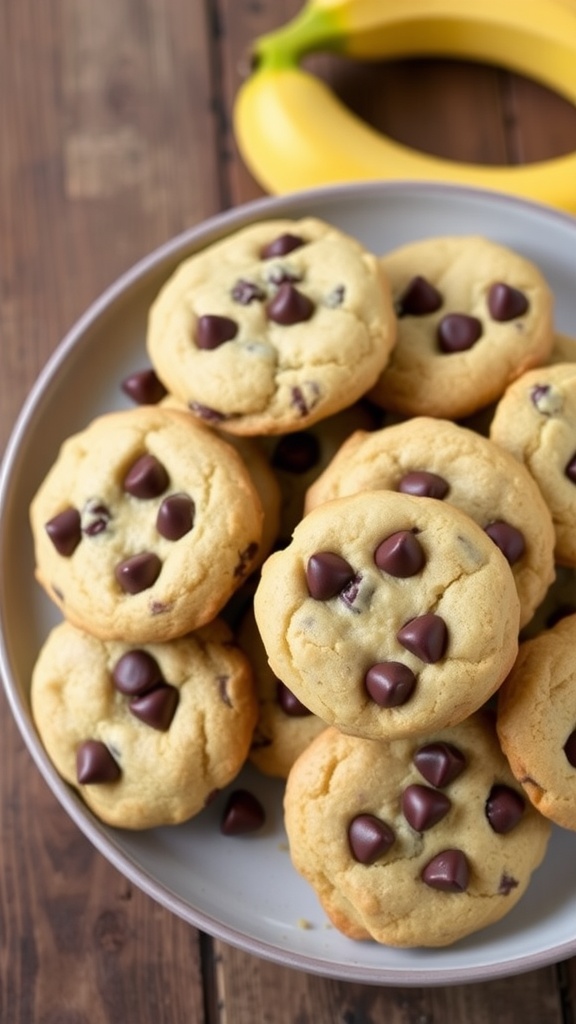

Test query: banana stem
[251,2,343,70]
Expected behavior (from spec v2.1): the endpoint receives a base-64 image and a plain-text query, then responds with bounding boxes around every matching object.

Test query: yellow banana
[233,0,576,212]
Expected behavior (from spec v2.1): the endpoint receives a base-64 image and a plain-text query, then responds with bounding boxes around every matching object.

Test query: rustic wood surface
[2,2,576,1021]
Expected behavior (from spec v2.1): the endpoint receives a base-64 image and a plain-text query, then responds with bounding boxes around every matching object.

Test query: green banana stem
[251,3,345,70]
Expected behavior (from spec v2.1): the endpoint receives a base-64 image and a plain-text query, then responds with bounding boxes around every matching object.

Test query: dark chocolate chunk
[267,283,314,325]
[112,649,163,696]
[196,314,238,350]
[123,454,169,499]
[339,573,364,609]
[260,233,305,258]
[348,813,395,864]
[76,740,120,784]
[485,784,525,833]
[189,401,226,423]
[276,680,312,717]
[364,661,417,707]
[484,521,525,565]
[437,314,483,353]
[374,530,425,578]
[397,275,442,317]
[129,684,179,731]
[564,728,576,767]
[498,872,519,895]
[397,614,447,663]
[121,368,167,405]
[291,386,313,416]
[231,279,265,304]
[565,453,576,483]
[421,849,469,892]
[82,499,111,537]
[271,431,320,474]
[267,265,302,286]
[220,789,266,835]
[398,471,449,499]
[402,784,451,831]
[45,507,82,556]
[488,282,529,321]
[325,284,345,307]
[306,551,355,600]
[114,552,162,594]
[413,742,466,788]
[233,541,259,578]
[156,493,195,540]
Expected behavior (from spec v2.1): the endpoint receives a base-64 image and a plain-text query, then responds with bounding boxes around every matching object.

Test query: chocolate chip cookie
[254,489,520,740]
[304,416,556,628]
[30,405,264,642]
[31,619,258,829]
[284,712,550,947]
[369,235,554,419]
[146,217,396,435]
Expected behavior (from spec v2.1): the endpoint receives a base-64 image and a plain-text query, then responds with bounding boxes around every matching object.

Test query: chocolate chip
[485,784,525,833]
[129,684,179,731]
[76,740,121,784]
[156,493,195,540]
[374,530,425,578]
[498,872,519,895]
[565,453,576,483]
[413,742,466,787]
[530,383,563,416]
[112,649,163,696]
[123,454,169,499]
[82,499,111,537]
[340,573,364,609]
[325,284,345,307]
[271,432,320,474]
[484,521,525,565]
[397,275,442,316]
[45,507,82,556]
[196,314,238,350]
[291,386,313,416]
[267,265,302,286]
[397,471,449,499]
[220,789,266,835]
[364,661,417,707]
[233,541,259,578]
[397,614,448,663]
[261,233,305,258]
[437,314,483,353]
[114,552,162,594]
[276,680,312,716]
[402,784,451,831]
[266,283,314,325]
[348,814,395,864]
[306,551,355,600]
[488,282,529,321]
[231,279,265,304]
[121,368,167,405]
[421,849,469,892]
[564,728,576,767]
[189,401,226,423]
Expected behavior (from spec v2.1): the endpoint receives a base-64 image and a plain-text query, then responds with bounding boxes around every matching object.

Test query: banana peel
[233,0,576,212]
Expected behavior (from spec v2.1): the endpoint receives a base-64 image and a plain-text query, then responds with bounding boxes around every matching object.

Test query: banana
[233,0,576,211]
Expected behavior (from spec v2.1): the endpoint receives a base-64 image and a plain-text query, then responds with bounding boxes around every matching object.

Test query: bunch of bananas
[233,0,576,211]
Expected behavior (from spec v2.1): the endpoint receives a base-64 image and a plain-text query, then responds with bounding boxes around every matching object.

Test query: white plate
[2,181,576,987]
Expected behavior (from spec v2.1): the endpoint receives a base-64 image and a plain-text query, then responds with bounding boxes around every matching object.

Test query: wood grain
[2,0,576,1020]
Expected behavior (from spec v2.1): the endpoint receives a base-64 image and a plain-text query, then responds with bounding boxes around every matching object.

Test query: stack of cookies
[29,216,576,947]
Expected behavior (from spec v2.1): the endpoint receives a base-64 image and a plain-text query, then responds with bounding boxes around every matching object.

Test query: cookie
[30,618,258,829]
[304,416,556,628]
[146,217,396,436]
[254,489,520,740]
[30,405,264,642]
[497,615,576,830]
[284,712,550,947]
[238,605,326,779]
[490,362,576,566]
[548,332,576,365]
[369,235,554,419]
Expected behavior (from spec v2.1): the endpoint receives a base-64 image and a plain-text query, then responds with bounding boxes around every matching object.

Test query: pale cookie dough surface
[284,713,550,947]
[369,235,554,419]
[30,406,264,642]
[146,218,396,435]
[254,490,520,740]
[490,362,576,566]
[304,416,556,628]
[238,605,326,779]
[497,615,576,830]
[31,619,258,829]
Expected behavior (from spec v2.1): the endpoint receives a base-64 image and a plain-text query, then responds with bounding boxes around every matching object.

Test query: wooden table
[2,2,576,1020]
